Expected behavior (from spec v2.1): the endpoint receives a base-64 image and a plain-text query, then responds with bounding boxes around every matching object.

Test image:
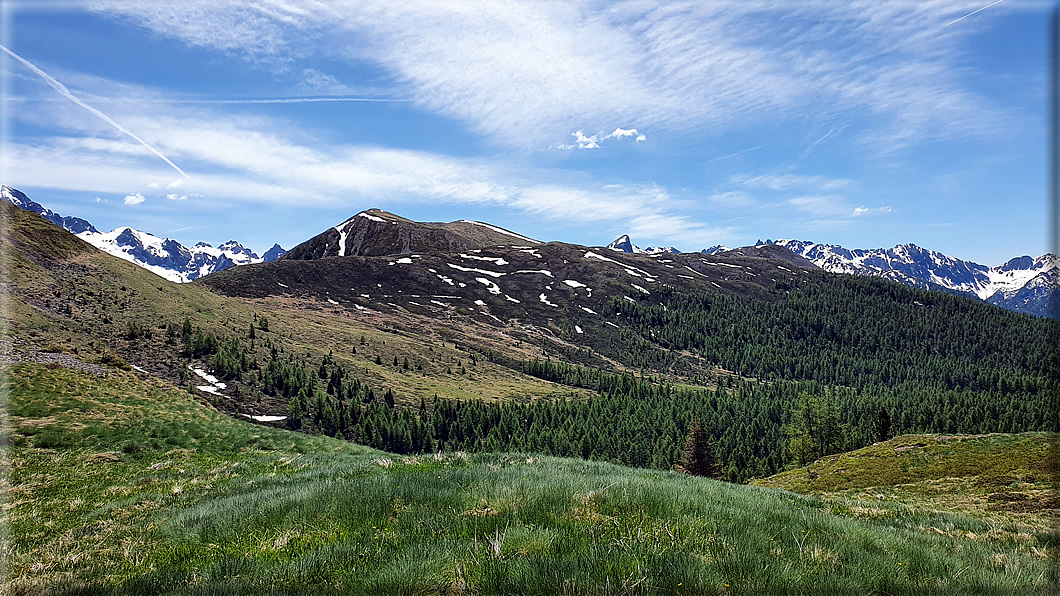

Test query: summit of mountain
[282,209,541,260]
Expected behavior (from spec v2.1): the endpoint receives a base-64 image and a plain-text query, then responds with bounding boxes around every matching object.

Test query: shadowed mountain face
[282,209,541,260]
[203,240,818,326]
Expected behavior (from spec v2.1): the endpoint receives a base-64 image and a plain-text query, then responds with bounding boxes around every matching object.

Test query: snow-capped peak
[607,235,644,253]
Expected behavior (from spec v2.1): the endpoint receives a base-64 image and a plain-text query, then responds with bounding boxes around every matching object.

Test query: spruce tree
[874,408,893,442]
[678,419,721,478]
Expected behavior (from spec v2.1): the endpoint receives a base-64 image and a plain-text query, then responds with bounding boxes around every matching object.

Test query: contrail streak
[171,97,410,104]
[0,44,189,178]
[944,0,1005,27]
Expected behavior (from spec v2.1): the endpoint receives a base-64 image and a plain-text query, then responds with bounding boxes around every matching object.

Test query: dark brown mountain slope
[282,208,541,260]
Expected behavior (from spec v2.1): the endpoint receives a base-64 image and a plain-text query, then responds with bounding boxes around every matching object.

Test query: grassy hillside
[753,433,1060,536]
[5,362,1057,594]
[1,201,590,413]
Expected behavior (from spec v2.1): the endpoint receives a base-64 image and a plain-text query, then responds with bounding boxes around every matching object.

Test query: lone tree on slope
[678,419,722,479]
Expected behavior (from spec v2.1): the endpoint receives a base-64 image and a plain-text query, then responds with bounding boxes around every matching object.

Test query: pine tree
[678,419,721,478]
[873,407,892,442]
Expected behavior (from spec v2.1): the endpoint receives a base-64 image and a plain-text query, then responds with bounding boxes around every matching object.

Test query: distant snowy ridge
[759,239,1057,319]
[1,185,285,283]
[1,184,97,234]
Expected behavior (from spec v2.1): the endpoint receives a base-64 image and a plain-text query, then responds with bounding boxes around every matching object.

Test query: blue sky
[0,1,1052,265]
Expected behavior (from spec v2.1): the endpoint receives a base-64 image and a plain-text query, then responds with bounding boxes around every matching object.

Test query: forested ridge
[602,271,1054,393]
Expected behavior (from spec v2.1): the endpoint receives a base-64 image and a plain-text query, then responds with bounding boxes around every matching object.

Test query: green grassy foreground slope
[753,433,1060,537]
[4,362,1056,595]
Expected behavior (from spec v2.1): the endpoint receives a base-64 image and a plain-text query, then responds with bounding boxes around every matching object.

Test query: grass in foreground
[4,363,1058,594]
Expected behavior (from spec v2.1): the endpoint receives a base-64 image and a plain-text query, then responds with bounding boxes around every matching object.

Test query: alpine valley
[3,189,1057,594]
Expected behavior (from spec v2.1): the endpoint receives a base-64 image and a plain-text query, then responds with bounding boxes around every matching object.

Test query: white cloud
[147,181,160,189]
[123,192,145,205]
[88,0,1012,149]
[556,127,646,150]
[852,205,893,216]
[166,193,187,201]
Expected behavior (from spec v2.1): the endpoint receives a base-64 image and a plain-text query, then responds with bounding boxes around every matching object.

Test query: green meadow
[4,362,1057,594]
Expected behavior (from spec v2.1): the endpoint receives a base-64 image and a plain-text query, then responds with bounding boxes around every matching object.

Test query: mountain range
[2,183,1053,318]
[756,239,1057,319]
[1,184,285,283]
[608,234,1056,319]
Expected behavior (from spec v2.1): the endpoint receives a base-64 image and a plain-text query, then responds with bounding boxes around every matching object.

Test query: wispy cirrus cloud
[6,82,701,240]
[87,0,1019,150]
[789,195,893,220]
[732,173,851,192]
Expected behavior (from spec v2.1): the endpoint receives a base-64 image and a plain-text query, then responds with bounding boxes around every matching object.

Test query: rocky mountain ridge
[1,185,285,283]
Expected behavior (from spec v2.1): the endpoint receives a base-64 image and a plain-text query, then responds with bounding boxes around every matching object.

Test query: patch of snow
[334,218,354,256]
[458,220,540,243]
[430,300,452,308]
[563,279,587,288]
[605,321,620,328]
[190,366,226,388]
[581,306,597,314]
[631,283,650,294]
[474,299,487,306]
[515,269,553,277]
[395,257,414,264]
[278,282,288,288]
[505,295,521,303]
[243,414,287,422]
[460,253,509,265]
[196,385,224,396]
[475,277,502,295]
[539,293,558,307]
[130,364,146,373]
[519,249,542,258]
[448,263,506,277]
[584,250,617,263]
[328,298,340,305]
[575,325,583,334]
[357,211,386,223]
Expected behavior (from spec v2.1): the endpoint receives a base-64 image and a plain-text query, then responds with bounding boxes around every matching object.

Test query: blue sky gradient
[1,1,1052,265]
